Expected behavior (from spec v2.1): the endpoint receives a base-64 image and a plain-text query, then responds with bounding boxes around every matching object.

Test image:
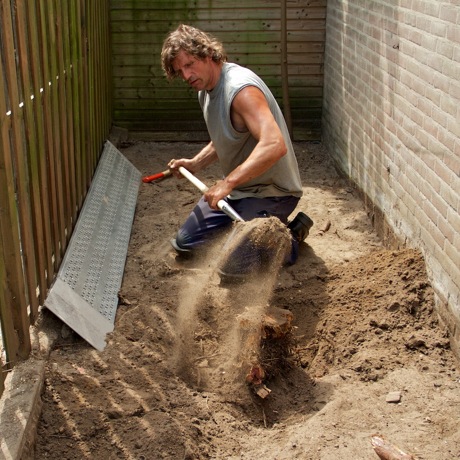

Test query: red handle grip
[142,169,172,183]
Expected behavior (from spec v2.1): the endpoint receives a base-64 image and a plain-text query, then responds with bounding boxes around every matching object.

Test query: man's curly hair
[161,24,227,80]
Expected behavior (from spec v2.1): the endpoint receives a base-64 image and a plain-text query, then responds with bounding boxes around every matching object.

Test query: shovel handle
[178,166,245,223]
[142,169,172,183]
[178,166,209,193]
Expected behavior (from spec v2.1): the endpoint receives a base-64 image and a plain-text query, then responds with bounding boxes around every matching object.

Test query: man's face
[172,50,215,91]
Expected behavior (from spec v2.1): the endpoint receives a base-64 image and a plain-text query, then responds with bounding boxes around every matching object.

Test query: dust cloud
[173,217,293,395]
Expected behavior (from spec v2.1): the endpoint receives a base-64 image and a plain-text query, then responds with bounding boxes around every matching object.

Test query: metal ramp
[44,141,141,350]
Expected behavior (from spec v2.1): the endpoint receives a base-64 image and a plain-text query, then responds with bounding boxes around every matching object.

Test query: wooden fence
[0,0,112,396]
[110,0,326,141]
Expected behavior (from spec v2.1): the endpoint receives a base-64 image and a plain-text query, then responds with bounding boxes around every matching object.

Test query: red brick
[420,219,445,251]
[415,63,434,85]
[437,127,457,151]
[414,127,431,150]
[425,85,442,105]
[405,28,424,46]
[447,207,460,236]
[427,52,447,72]
[431,21,448,38]
[444,240,460,273]
[440,5,459,24]
[403,11,417,27]
[434,152,460,180]
[447,23,460,43]
[416,15,432,33]
[439,218,456,246]
[410,106,424,127]
[442,58,460,80]
[455,142,460,157]
[437,252,460,293]
[454,45,460,63]
[449,81,460,99]
[429,105,448,128]
[433,72,451,92]
[422,114,441,138]
[437,40,454,59]
[440,181,459,211]
[448,117,460,138]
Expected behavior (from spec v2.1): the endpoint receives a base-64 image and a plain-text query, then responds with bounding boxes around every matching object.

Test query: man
[161,25,312,277]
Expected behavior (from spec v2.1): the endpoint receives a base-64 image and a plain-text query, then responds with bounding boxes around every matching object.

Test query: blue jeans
[174,195,300,264]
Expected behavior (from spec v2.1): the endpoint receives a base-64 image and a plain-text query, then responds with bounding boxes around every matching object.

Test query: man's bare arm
[204,87,287,209]
[168,141,218,177]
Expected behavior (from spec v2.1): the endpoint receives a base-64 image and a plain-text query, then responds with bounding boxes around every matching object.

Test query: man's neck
[206,61,224,91]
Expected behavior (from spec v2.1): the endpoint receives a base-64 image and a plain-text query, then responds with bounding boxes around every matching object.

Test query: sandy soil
[34,141,460,460]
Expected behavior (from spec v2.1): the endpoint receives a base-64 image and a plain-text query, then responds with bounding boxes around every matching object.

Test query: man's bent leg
[172,197,233,252]
[229,196,299,223]
[218,196,302,282]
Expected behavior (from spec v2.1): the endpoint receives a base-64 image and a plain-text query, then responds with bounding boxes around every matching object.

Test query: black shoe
[287,212,314,242]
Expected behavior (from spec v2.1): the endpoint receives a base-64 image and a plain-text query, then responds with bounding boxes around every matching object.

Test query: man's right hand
[167,158,195,178]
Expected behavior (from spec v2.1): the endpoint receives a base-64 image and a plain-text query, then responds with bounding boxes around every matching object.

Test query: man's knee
[175,228,192,248]
[170,228,193,255]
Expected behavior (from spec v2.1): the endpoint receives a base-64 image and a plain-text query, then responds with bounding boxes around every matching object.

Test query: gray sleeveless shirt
[198,62,302,200]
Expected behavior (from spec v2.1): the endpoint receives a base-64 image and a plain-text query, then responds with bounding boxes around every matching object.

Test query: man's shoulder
[225,62,253,76]
[223,62,261,87]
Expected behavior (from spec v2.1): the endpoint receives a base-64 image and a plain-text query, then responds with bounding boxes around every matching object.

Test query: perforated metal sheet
[45,141,141,350]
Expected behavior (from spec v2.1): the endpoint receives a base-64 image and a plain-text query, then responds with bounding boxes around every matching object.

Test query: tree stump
[238,306,295,398]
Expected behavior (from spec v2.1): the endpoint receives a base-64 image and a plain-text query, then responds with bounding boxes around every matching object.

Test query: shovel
[142,167,244,223]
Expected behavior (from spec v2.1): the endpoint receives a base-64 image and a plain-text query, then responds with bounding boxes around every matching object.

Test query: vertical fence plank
[105,0,112,136]
[100,0,109,146]
[37,0,62,270]
[96,2,103,146]
[54,0,72,242]
[86,0,96,171]
[80,0,92,192]
[91,1,98,152]
[0,223,20,370]
[15,0,48,312]
[101,0,110,142]
[26,0,54,285]
[0,233,6,392]
[45,0,67,255]
[106,0,113,136]
[61,0,78,225]
[0,74,23,366]
[1,0,40,326]
[69,0,84,208]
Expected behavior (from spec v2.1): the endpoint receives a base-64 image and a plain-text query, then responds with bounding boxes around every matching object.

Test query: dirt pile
[296,248,449,381]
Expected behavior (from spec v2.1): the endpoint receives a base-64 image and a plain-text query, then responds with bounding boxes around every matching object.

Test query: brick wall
[322,1,460,353]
